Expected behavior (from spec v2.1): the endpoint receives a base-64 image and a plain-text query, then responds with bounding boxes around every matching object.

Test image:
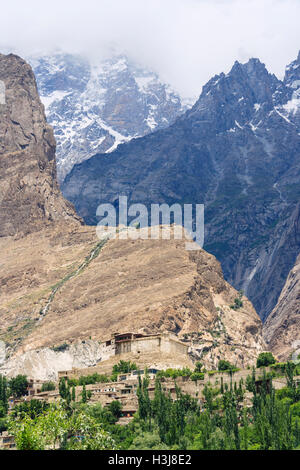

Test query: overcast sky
[0,0,299,98]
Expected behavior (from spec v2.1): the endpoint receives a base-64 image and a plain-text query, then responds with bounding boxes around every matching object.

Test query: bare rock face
[0,54,82,237]
[264,253,300,360]
[0,339,104,381]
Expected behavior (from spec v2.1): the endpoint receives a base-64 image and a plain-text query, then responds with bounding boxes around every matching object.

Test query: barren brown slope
[0,228,265,370]
[264,253,300,360]
[0,53,81,237]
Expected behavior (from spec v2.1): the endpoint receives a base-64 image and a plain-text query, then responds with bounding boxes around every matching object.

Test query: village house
[0,432,16,450]
[58,332,189,382]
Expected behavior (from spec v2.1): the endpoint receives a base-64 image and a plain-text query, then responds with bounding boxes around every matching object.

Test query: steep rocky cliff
[0,53,82,237]
[62,53,300,321]
[264,253,300,360]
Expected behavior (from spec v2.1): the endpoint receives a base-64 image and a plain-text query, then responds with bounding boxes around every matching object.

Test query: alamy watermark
[96,196,204,251]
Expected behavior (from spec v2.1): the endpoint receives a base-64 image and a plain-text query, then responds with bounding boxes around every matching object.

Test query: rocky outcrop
[0,339,104,381]
[0,53,82,237]
[62,53,300,321]
[264,252,300,361]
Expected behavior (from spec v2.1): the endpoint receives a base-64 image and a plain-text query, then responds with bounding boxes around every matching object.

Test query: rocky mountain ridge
[0,53,82,238]
[62,52,300,323]
[264,253,300,360]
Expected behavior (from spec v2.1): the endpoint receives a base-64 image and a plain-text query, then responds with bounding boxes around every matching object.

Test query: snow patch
[235,120,243,129]
[291,80,300,89]
[283,97,300,115]
[135,75,155,92]
[274,107,293,124]
[41,90,71,111]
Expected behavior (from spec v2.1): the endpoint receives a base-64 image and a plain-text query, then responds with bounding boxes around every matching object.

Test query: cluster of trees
[0,374,29,433]
[218,360,236,372]
[156,367,194,379]
[41,382,56,392]
[112,360,138,374]
[256,352,276,368]
[7,387,124,449]
[8,375,28,399]
[65,361,139,387]
[8,403,116,450]
[132,363,300,450]
[58,378,89,405]
[3,354,300,450]
[11,399,49,420]
[156,360,239,381]
[156,363,211,383]
[67,373,110,387]
[110,361,138,382]
[0,374,29,415]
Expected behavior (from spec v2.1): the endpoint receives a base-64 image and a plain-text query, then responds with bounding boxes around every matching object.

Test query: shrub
[191,372,205,382]
[51,343,69,353]
[256,352,276,368]
[108,400,122,419]
[41,382,56,392]
[112,361,138,374]
[218,360,233,371]
[78,373,110,386]
[194,362,203,373]
[156,368,193,379]
[230,291,244,310]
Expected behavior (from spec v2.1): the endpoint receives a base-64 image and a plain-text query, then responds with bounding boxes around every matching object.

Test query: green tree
[0,375,8,416]
[190,372,204,382]
[71,386,76,402]
[11,399,49,420]
[9,414,46,450]
[39,406,69,450]
[256,352,276,368]
[41,382,56,392]
[108,400,122,420]
[81,384,87,404]
[59,378,67,399]
[68,412,116,450]
[112,360,138,374]
[218,360,233,371]
[9,375,28,399]
[9,403,115,450]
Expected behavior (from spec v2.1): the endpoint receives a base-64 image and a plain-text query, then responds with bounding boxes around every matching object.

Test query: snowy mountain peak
[186,56,286,137]
[28,52,192,181]
[285,52,300,89]
[283,52,300,121]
